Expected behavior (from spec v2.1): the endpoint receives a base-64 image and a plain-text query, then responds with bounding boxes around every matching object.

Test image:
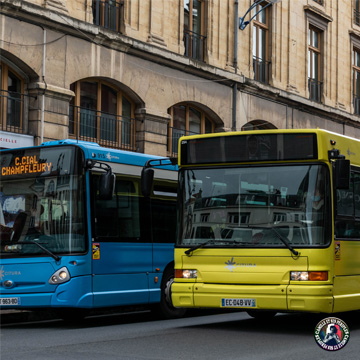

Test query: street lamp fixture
[239,0,281,30]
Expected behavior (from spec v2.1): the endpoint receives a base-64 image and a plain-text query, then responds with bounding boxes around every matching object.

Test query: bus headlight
[290,271,328,281]
[175,269,197,279]
[49,267,70,284]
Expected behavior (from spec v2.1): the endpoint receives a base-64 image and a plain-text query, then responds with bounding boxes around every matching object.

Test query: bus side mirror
[99,171,115,200]
[335,159,350,190]
[141,167,154,198]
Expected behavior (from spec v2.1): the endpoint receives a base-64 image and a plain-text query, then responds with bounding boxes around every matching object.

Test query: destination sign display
[0,146,79,179]
[180,133,318,165]
[1,155,52,176]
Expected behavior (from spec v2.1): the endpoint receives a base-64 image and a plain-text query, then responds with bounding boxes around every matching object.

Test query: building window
[167,104,214,156]
[313,0,323,4]
[308,26,322,103]
[69,80,135,150]
[252,1,271,84]
[92,0,124,32]
[184,0,207,61]
[0,62,24,132]
[355,0,360,26]
[353,47,360,115]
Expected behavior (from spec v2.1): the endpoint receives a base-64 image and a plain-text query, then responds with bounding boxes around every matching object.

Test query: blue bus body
[0,140,182,318]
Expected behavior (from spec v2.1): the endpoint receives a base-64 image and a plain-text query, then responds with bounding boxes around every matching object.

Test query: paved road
[1,310,359,360]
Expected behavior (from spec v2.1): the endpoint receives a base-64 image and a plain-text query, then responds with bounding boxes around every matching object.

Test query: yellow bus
[171,129,360,317]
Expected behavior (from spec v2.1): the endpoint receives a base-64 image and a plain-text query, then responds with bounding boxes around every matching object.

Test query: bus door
[90,173,152,308]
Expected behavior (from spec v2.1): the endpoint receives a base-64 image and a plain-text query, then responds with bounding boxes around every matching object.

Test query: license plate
[0,297,21,306]
[221,298,255,308]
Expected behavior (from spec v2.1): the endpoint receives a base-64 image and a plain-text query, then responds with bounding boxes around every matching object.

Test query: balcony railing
[308,78,323,103]
[253,56,271,84]
[355,8,360,26]
[0,90,25,133]
[69,105,135,150]
[184,29,207,62]
[167,127,199,157]
[92,0,124,32]
[354,94,360,115]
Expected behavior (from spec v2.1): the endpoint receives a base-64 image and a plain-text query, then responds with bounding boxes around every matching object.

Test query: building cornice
[242,79,360,127]
[0,0,244,87]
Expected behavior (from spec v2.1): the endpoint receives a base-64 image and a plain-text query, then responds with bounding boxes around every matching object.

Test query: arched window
[168,103,214,156]
[241,120,277,131]
[0,62,24,132]
[69,80,135,150]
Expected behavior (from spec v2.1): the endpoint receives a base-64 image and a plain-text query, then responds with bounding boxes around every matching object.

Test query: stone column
[135,108,171,156]
[27,82,74,145]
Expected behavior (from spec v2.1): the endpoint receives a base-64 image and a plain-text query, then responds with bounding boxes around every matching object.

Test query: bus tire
[156,267,186,319]
[246,310,277,320]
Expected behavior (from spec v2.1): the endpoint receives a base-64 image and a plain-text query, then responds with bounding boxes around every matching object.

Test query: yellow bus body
[172,129,360,313]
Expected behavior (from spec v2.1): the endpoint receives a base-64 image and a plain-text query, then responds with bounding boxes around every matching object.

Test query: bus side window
[93,174,142,241]
[151,183,177,243]
[93,175,119,238]
[151,199,177,243]
[335,171,360,239]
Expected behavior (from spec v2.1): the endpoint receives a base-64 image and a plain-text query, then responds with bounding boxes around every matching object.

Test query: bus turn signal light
[290,271,328,281]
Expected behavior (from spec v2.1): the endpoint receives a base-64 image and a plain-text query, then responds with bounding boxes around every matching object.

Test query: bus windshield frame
[0,145,87,258]
[177,163,331,249]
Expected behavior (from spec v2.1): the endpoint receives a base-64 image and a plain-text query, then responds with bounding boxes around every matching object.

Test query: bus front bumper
[0,276,93,309]
[172,282,334,313]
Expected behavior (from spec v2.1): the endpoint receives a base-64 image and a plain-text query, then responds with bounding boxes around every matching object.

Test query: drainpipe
[232,0,239,131]
[40,29,46,144]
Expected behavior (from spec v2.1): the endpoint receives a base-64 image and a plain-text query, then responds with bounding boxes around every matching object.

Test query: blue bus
[0,139,184,320]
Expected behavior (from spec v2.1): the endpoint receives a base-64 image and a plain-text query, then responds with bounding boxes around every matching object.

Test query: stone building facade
[1,0,360,155]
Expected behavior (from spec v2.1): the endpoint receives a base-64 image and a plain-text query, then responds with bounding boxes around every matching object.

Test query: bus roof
[1,139,177,170]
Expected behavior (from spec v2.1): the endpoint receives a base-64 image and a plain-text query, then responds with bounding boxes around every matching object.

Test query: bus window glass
[92,175,145,241]
[337,182,354,217]
[0,147,86,255]
[335,171,360,239]
[178,164,330,248]
[354,172,360,217]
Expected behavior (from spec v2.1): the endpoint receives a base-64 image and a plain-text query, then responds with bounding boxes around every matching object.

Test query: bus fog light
[49,267,70,284]
[175,269,197,279]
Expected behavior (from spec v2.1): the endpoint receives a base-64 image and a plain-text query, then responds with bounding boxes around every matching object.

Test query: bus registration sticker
[1,297,21,306]
[221,298,256,308]
[92,243,100,260]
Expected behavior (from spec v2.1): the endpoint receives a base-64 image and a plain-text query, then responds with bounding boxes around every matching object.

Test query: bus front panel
[173,163,334,313]
[0,146,90,309]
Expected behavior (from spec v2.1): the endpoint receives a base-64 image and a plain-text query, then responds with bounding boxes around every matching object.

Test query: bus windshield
[0,146,86,257]
[178,164,330,248]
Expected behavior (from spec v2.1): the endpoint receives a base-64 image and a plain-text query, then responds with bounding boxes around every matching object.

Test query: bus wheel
[156,267,186,319]
[56,308,89,323]
[246,310,277,320]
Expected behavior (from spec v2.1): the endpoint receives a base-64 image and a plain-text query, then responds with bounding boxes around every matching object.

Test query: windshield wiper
[269,227,299,256]
[184,239,242,256]
[18,241,61,261]
[224,223,300,256]
[185,239,215,256]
